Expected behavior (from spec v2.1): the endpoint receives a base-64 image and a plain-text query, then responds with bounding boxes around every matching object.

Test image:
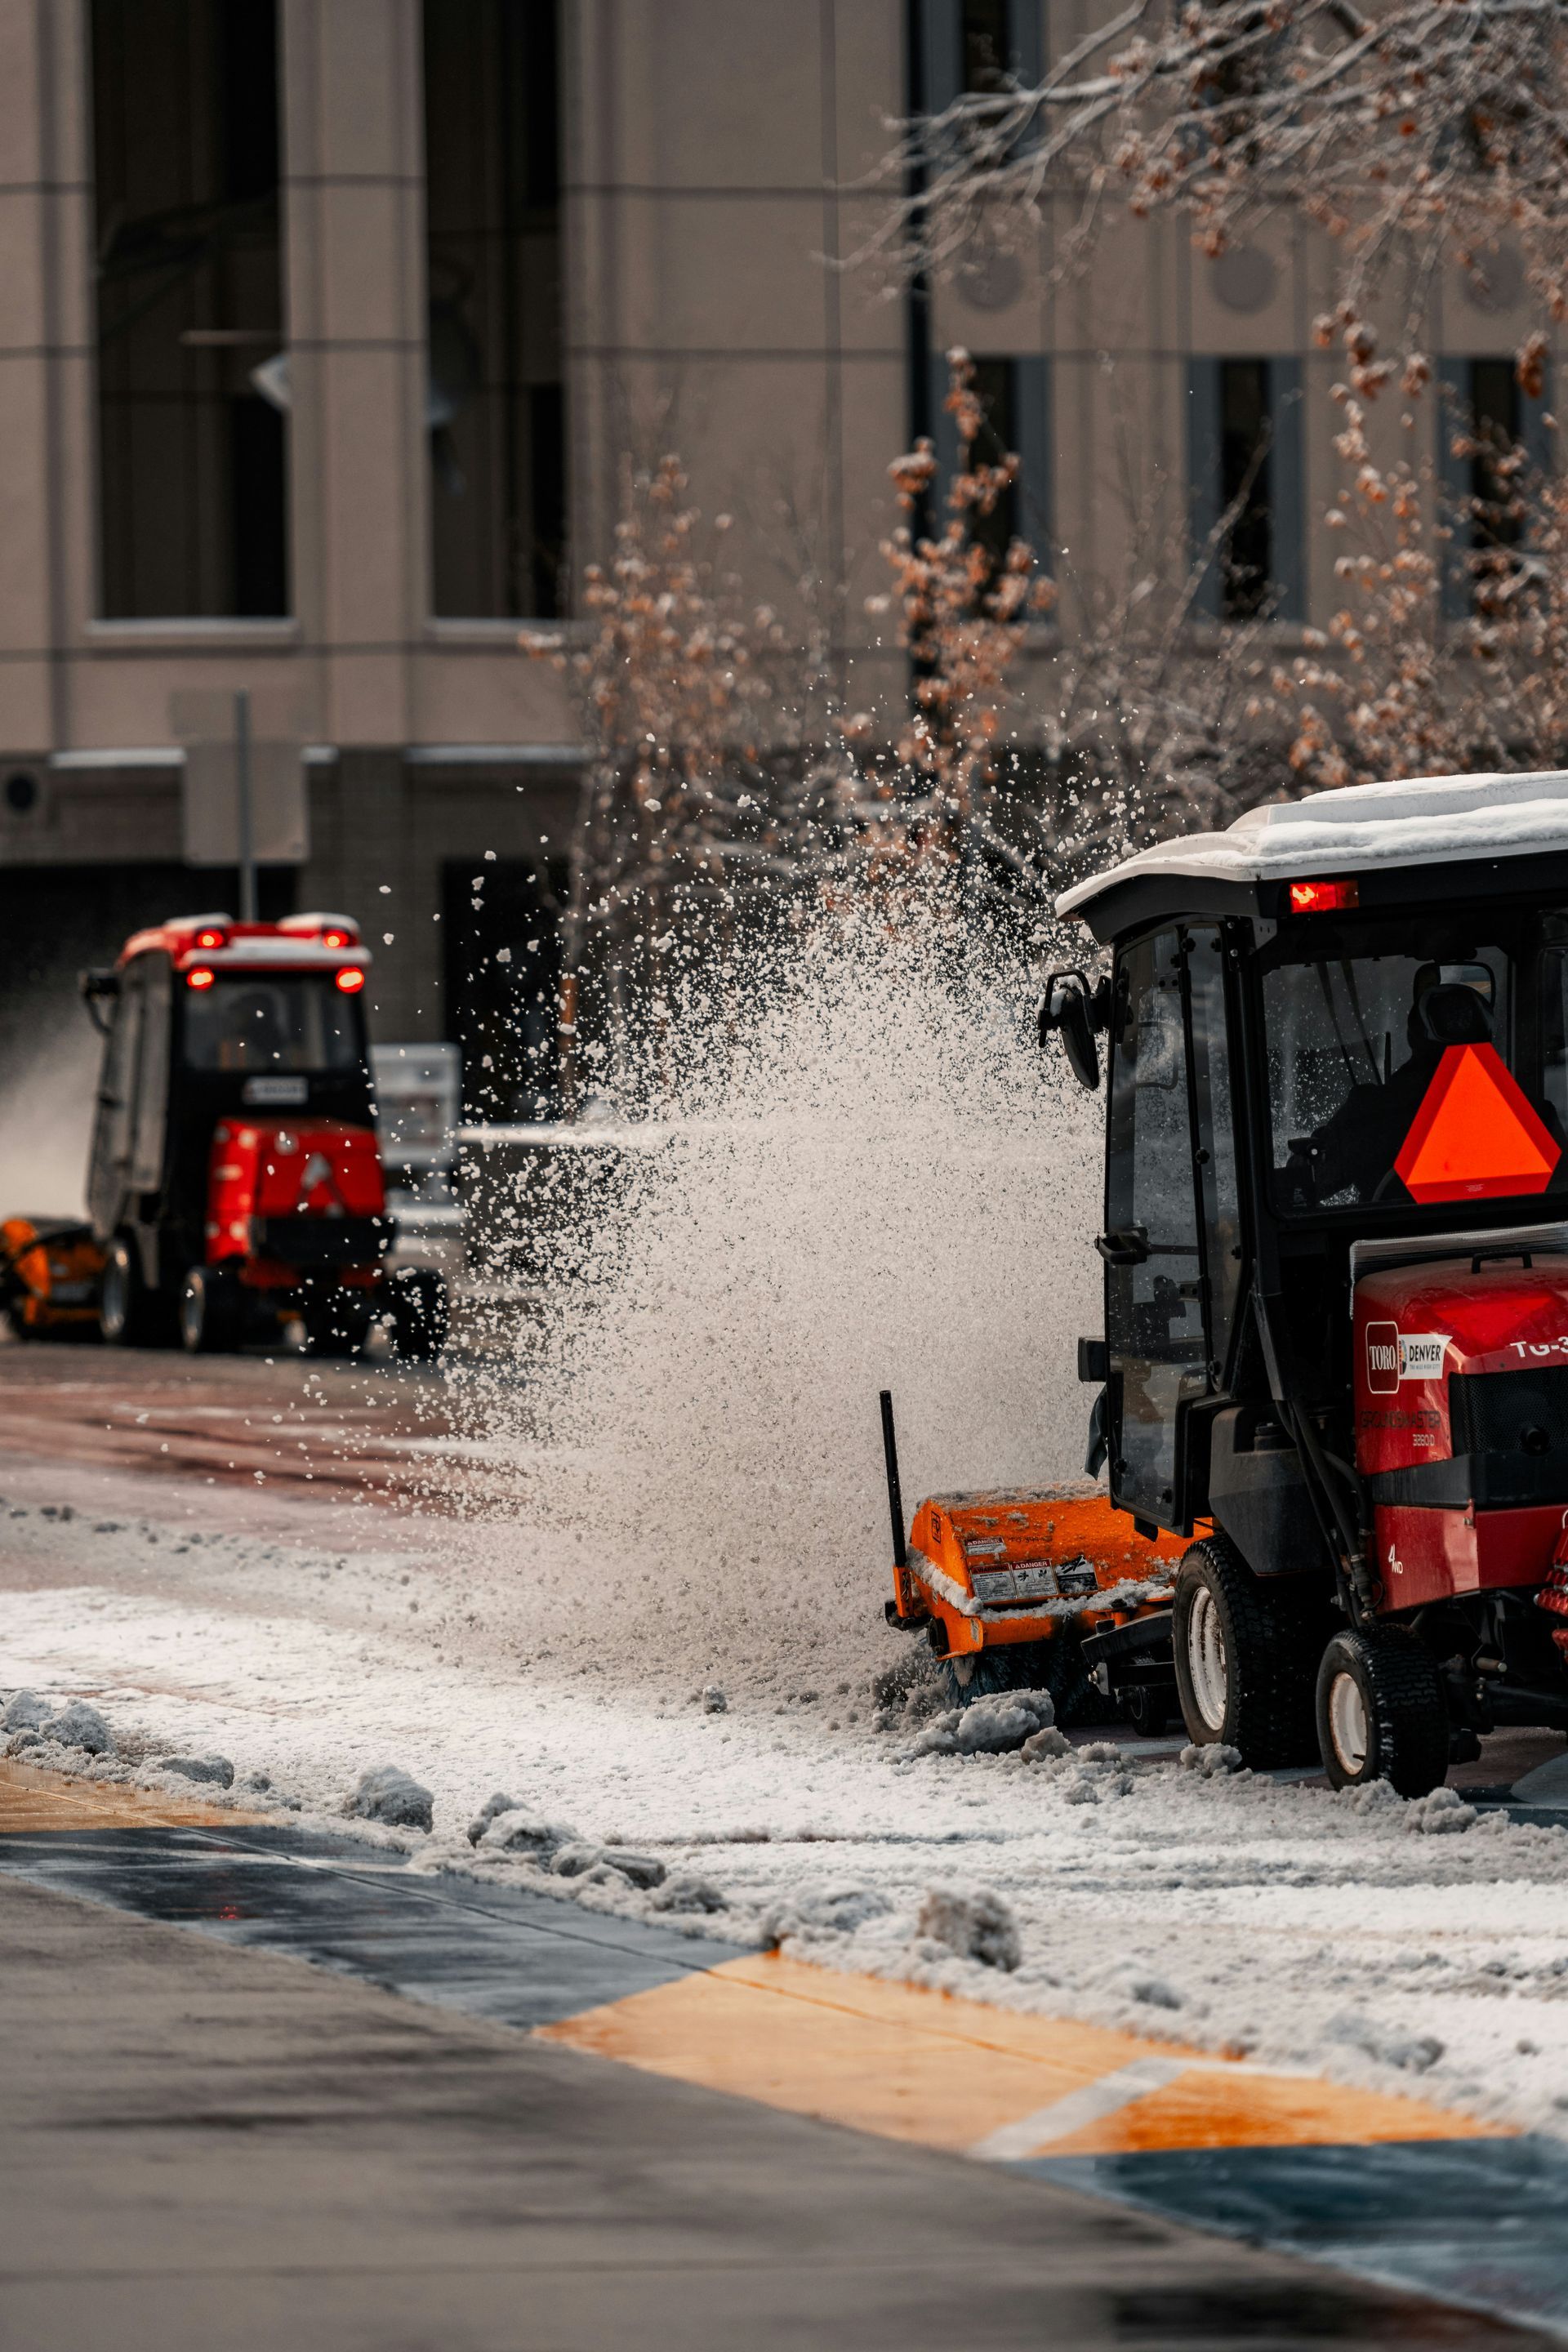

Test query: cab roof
[1057,768,1568,942]
[118,913,368,973]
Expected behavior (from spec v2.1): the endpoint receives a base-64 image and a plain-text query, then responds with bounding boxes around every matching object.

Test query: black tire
[99,1236,173,1348]
[179,1265,242,1355]
[302,1288,373,1359]
[1316,1625,1450,1797]
[387,1266,448,1363]
[1172,1534,1321,1769]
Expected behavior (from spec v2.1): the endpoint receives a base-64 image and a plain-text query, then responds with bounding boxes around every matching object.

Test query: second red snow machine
[888,768,1568,1794]
[79,912,447,1359]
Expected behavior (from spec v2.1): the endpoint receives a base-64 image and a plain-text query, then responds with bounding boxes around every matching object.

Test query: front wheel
[1316,1627,1449,1797]
[179,1265,242,1355]
[387,1267,448,1362]
[100,1236,172,1348]
[1172,1535,1320,1768]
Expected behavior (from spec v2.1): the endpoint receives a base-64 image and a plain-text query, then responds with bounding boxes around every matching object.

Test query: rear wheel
[387,1267,448,1363]
[1172,1535,1320,1768]
[100,1236,173,1348]
[1316,1626,1449,1797]
[179,1265,242,1355]
[302,1289,373,1359]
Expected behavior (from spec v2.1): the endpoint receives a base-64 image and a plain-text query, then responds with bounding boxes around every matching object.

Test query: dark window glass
[1255,918,1568,1214]
[1106,929,1208,1518]
[968,356,1018,578]
[424,0,566,617]
[1187,928,1242,1370]
[181,977,362,1073]
[90,0,288,617]
[1469,357,1523,555]
[1219,358,1272,620]
[963,0,1013,91]
[442,858,566,1120]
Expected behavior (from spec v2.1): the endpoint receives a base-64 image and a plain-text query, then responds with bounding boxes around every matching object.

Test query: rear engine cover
[1354,1251,1568,1606]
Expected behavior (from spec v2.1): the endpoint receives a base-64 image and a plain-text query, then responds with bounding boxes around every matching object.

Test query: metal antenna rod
[879,1389,907,1570]
[234,687,257,922]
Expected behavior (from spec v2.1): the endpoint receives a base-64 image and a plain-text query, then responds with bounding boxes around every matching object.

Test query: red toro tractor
[78,913,447,1359]
[887,769,1568,1794]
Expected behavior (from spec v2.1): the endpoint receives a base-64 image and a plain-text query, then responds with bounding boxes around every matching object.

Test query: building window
[90,0,288,619]
[963,0,1013,91]
[424,0,566,619]
[929,352,1050,561]
[1187,357,1304,622]
[1440,358,1551,613]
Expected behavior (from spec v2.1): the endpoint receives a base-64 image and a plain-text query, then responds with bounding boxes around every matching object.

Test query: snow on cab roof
[1056,767,1568,921]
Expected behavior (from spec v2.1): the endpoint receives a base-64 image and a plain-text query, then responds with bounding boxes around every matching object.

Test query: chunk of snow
[701,1686,728,1714]
[42,1701,114,1755]
[652,1873,728,1914]
[1328,2011,1444,2073]
[1407,1786,1477,1834]
[2,1690,48,1731]
[479,1806,574,1857]
[1020,1724,1071,1761]
[162,1754,234,1789]
[916,1884,1021,1971]
[346,1764,434,1833]
[552,1842,666,1890]
[1180,1742,1243,1776]
[909,1688,1055,1758]
[466,1790,522,1846]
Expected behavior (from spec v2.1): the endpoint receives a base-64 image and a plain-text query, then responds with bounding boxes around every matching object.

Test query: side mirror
[1038,968,1107,1091]
[78,968,120,1039]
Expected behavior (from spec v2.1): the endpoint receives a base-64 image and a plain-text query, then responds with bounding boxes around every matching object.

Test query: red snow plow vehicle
[77,912,446,1359]
[887,768,1568,1793]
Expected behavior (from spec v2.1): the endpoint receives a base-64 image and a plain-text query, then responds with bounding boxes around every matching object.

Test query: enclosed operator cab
[82,914,446,1360]
[1040,769,1568,1793]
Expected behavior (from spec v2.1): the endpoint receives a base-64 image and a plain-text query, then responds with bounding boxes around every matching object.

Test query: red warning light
[335,966,365,994]
[321,928,351,949]
[186,966,216,991]
[1395,1044,1561,1204]
[1288,878,1360,915]
[193,925,228,950]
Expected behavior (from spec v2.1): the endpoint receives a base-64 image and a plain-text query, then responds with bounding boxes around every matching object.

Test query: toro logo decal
[1365,1323,1449,1392]
[298,1151,346,1217]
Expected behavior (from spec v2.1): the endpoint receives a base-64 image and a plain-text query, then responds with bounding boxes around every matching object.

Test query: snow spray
[448,906,1103,1695]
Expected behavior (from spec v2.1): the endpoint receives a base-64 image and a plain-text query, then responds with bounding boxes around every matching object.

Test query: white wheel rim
[1186,1585,1228,1733]
[103,1261,127,1335]
[1328,1670,1370,1775]
[180,1282,201,1347]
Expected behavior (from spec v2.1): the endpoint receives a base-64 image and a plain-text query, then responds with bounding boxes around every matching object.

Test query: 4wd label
[1365,1322,1450,1392]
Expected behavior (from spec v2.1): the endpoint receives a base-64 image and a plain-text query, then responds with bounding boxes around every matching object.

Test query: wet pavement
[0,1837,1550,2351]
[0,1768,1558,2348]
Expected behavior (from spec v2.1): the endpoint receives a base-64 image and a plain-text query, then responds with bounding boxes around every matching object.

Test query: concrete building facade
[0,0,1548,1107]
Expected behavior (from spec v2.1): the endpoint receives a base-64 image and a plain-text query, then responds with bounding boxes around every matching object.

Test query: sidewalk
[2,1863,1540,2352]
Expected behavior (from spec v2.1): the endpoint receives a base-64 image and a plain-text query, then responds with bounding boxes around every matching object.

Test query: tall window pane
[91,0,288,618]
[424,0,566,618]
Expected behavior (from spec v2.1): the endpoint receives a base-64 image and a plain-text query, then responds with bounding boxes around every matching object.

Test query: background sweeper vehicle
[886,768,1568,1794]
[73,912,447,1359]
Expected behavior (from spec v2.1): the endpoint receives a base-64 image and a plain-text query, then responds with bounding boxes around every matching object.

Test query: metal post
[880,1390,908,1570]
[234,688,257,922]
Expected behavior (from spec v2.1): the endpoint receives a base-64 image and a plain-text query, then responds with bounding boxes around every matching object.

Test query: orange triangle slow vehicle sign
[1394,1043,1561,1204]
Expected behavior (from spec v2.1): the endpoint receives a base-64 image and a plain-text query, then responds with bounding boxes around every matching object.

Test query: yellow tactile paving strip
[540,1952,1512,2160]
[0,1757,261,1832]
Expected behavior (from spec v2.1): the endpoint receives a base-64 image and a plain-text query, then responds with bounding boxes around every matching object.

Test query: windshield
[1263,915,1568,1212]
[181,975,363,1074]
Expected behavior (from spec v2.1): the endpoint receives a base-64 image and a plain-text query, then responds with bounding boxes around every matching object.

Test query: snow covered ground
[7,1463,1568,2152]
